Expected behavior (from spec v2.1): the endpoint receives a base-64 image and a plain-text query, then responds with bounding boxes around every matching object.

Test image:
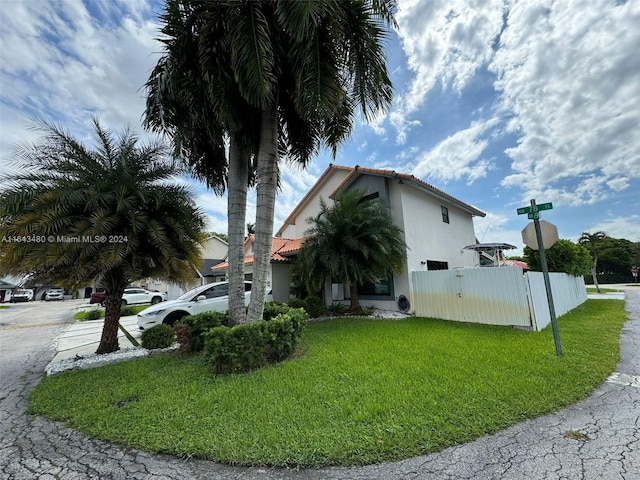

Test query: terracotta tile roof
[211,237,305,271]
[329,165,486,217]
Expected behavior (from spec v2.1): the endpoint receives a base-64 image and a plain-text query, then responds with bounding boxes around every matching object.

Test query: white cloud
[391,0,505,143]
[493,0,640,205]
[587,215,640,242]
[473,212,525,255]
[411,118,498,183]
[0,0,161,166]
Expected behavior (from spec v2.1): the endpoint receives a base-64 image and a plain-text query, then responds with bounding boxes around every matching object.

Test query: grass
[29,300,626,468]
[74,304,148,320]
[0,305,9,309]
[585,287,621,293]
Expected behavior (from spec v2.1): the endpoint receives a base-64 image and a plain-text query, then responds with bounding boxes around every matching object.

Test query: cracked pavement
[1,289,638,479]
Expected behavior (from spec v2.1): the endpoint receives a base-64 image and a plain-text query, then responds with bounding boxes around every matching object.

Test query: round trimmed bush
[141,324,176,350]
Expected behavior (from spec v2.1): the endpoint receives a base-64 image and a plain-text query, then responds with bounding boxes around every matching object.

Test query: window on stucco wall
[441,206,449,224]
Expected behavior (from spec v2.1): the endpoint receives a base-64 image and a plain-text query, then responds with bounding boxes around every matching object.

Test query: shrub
[120,305,137,317]
[264,308,307,362]
[85,309,103,320]
[262,301,292,321]
[304,296,327,318]
[179,311,229,351]
[141,324,176,350]
[173,323,191,356]
[287,296,326,318]
[205,324,266,374]
[361,305,375,316]
[204,305,308,373]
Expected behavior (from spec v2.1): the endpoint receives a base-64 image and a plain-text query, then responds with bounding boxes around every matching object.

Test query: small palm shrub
[327,303,348,316]
[141,324,176,350]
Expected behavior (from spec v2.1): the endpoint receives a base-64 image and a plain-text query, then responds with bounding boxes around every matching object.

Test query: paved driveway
[0,290,638,479]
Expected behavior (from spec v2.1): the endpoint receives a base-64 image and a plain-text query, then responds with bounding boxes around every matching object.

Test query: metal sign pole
[531,199,563,356]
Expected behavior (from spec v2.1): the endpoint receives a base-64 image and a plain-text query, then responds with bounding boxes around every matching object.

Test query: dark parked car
[90,289,106,305]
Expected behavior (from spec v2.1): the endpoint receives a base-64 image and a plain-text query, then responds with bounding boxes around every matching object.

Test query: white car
[137,281,268,329]
[44,287,65,301]
[9,289,34,302]
[121,288,167,306]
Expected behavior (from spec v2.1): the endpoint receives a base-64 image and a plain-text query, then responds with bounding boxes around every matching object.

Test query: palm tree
[0,120,206,353]
[579,231,607,293]
[145,0,396,324]
[296,189,407,314]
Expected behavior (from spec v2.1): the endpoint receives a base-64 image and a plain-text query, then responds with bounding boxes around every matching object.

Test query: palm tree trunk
[349,283,362,315]
[592,258,601,294]
[97,283,126,354]
[227,133,249,326]
[247,105,278,323]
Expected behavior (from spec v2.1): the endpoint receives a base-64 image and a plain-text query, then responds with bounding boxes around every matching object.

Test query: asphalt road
[0,291,638,479]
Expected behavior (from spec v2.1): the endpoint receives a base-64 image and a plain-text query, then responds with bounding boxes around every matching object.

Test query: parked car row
[90,287,167,306]
[7,287,66,302]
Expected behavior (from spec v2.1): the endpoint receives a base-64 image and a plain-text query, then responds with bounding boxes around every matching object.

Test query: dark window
[205,284,229,298]
[427,260,448,270]
[358,276,392,297]
[359,192,380,204]
[244,282,252,292]
[441,206,449,224]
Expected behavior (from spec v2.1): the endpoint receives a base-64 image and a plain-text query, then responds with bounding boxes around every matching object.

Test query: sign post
[518,199,563,356]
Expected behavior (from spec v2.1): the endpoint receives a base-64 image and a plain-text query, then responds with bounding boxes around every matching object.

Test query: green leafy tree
[0,120,205,353]
[578,231,607,292]
[145,0,396,325]
[524,239,591,277]
[296,189,407,314]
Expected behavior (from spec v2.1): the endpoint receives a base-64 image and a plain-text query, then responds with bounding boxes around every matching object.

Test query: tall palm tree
[579,231,607,293]
[145,0,396,324]
[0,120,206,353]
[296,189,407,314]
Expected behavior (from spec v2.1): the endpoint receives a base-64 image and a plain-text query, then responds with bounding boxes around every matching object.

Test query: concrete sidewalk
[51,314,142,363]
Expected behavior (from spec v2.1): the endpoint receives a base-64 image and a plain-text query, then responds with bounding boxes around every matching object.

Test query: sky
[1,0,639,255]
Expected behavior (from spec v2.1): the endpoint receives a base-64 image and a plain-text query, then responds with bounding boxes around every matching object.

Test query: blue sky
[1,0,639,255]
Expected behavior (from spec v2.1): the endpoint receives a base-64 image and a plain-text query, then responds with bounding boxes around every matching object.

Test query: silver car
[44,287,65,301]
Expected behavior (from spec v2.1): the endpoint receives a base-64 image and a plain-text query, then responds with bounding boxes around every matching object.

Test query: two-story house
[214,164,486,312]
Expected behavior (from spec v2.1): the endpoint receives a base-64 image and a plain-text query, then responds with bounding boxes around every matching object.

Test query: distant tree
[596,237,637,283]
[524,239,591,277]
[579,231,607,293]
[0,120,206,354]
[209,232,228,243]
[296,189,406,314]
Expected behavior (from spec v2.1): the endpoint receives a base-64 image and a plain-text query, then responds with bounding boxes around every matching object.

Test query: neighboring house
[212,235,304,302]
[97,235,229,301]
[216,164,486,312]
[0,278,17,303]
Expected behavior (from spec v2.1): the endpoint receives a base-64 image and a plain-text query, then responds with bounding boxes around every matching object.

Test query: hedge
[204,306,307,374]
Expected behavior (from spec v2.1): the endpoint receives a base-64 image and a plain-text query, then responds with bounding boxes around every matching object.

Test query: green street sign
[528,212,537,219]
[537,202,553,211]
[517,206,531,215]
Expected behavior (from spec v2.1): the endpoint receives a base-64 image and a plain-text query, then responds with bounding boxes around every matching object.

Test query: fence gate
[411,267,533,328]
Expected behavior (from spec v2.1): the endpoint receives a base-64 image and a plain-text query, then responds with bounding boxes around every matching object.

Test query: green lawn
[29,300,626,468]
[74,304,148,320]
[586,287,621,293]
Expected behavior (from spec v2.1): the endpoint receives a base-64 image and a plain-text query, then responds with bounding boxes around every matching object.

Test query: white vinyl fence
[411,267,587,331]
